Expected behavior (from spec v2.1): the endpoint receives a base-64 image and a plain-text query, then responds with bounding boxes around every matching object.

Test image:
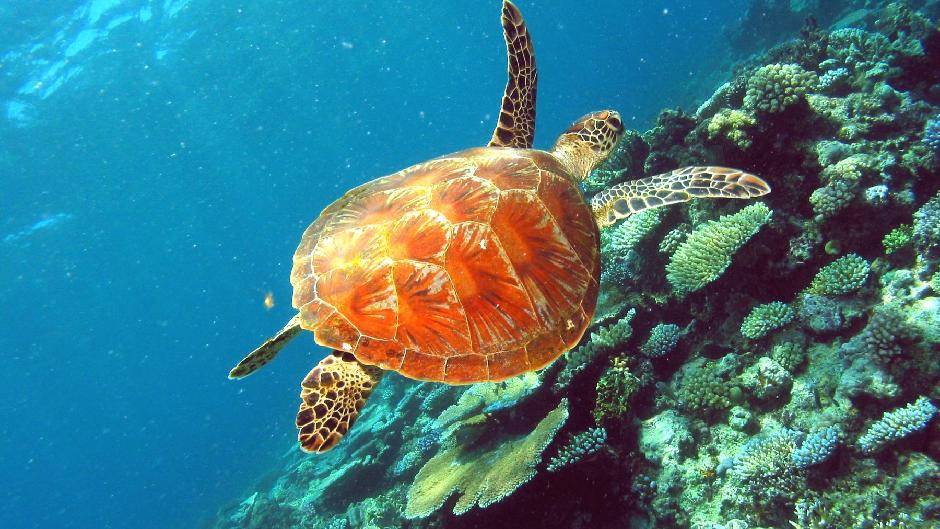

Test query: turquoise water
[0,1,750,528]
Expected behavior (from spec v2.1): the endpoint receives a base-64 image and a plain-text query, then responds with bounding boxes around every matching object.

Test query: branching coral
[593,356,639,424]
[730,429,806,506]
[743,63,818,113]
[741,301,795,339]
[546,427,607,472]
[883,225,914,254]
[707,109,756,149]
[924,114,940,152]
[555,309,636,389]
[857,396,937,454]
[913,191,940,256]
[806,253,870,296]
[404,399,569,518]
[858,303,919,363]
[791,425,841,469]
[665,202,772,294]
[641,323,681,358]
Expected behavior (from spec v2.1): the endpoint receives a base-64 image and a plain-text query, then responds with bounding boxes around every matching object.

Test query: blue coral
[913,191,940,255]
[791,426,840,469]
[546,427,607,472]
[857,396,937,454]
[641,323,681,358]
[924,114,940,151]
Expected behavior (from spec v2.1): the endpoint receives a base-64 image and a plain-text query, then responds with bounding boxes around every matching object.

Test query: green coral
[666,202,772,294]
[807,253,870,296]
[741,301,795,340]
[809,155,873,219]
[404,399,569,518]
[604,208,664,261]
[931,272,940,294]
[678,362,736,415]
[706,108,756,149]
[770,342,806,373]
[883,224,914,254]
[659,223,691,254]
[743,63,818,113]
[593,356,639,424]
[556,309,636,388]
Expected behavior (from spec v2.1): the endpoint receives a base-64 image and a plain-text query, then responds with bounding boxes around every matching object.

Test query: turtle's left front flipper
[229,315,302,379]
[296,352,384,453]
[591,166,770,228]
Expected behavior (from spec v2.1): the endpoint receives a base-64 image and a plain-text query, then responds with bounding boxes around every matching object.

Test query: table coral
[404,399,569,518]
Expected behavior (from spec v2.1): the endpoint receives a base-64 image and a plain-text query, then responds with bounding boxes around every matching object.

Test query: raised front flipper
[488,0,538,149]
[229,315,302,379]
[591,166,770,227]
[296,352,384,453]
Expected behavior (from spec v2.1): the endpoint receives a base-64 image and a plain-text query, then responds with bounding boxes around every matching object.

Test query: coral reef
[212,5,940,529]
[404,399,569,518]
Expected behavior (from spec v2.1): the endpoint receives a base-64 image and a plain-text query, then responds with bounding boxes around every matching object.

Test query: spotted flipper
[488,0,537,149]
[591,166,771,227]
[296,352,384,453]
[229,315,302,379]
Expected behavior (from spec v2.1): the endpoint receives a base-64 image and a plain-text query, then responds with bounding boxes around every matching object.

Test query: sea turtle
[230,0,770,453]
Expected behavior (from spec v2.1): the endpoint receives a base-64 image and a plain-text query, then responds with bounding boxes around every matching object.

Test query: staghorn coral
[404,399,569,518]
[857,396,937,454]
[743,63,818,113]
[665,202,772,295]
[546,427,607,472]
[806,253,870,296]
[741,301,795,340]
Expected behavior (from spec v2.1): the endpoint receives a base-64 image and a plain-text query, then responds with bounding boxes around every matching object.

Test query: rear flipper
[296,352,384,453]
[591,166,770,227]
[229,316,302,379]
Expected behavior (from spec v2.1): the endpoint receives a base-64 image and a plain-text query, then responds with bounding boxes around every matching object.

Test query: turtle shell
[290,147,600,384]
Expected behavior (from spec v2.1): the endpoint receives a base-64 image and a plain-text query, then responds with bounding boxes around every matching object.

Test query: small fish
[263,291,275,310]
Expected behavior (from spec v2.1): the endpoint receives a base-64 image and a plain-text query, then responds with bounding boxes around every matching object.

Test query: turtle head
[550,110,624,181]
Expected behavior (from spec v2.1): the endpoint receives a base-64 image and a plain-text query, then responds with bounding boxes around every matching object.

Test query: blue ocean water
[0,1,748,528]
